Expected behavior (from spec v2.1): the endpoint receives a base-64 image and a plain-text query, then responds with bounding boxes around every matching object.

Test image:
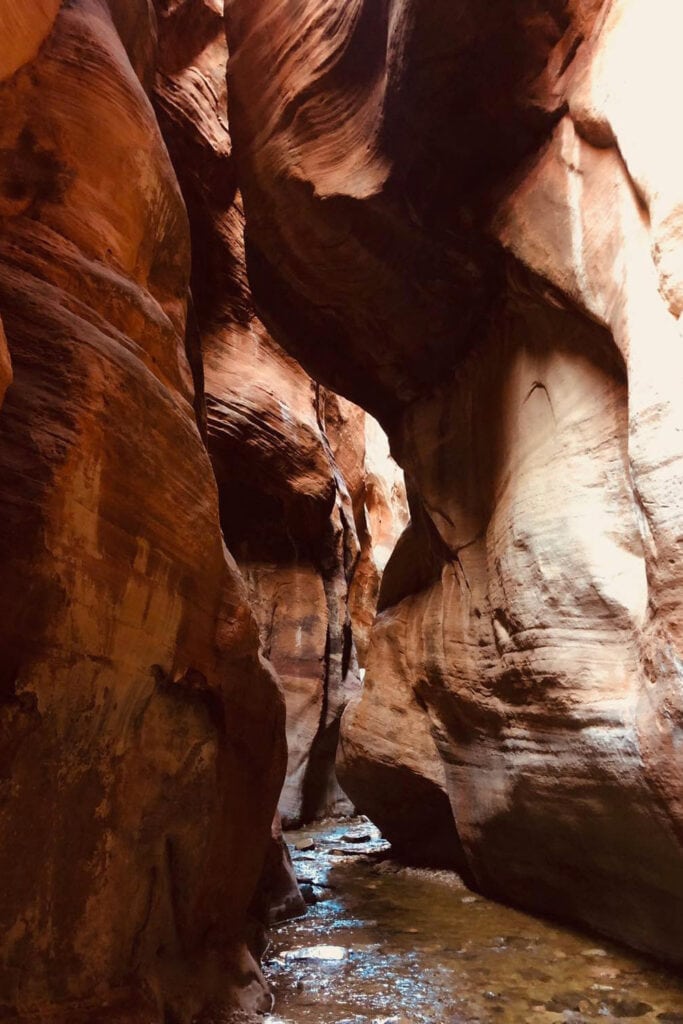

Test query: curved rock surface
[154,0,401,829]
[209,333,363,828]
[0,3,286,1020]
[226,0,683,964]
[0,316,11,407]
[326,397,409,668]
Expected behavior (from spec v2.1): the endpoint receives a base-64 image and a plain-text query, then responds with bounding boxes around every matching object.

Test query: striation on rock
[0,316,11,407]
[0,2,286,1020]
[154,0,401,831]
[225,0,683,965]
[324,395,409,668]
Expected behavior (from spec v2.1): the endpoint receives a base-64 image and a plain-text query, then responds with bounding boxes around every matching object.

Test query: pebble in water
[343,828,374,843]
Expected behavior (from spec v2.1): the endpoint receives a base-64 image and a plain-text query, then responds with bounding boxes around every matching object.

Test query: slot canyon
[1,1,683,1023]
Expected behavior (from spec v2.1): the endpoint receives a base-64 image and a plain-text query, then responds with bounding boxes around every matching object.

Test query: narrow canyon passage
[267,821,683,1024]
[4,2,683,1023]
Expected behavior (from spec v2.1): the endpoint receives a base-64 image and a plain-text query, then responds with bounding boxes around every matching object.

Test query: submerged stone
[283,945,348,962]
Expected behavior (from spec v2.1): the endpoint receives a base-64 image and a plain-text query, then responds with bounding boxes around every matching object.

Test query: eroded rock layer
[208,330,363,828]
[226,0,683,964]
[0,3,286,1020]
[153,0,405,829]
[326,397,409,668]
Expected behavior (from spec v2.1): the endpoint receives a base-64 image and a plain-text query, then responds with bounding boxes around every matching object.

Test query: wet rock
[545,992,594,1014]
[331,846,374,856]
[520,968,552,982]
[343,827,373,843]
[259,825,683,1024]
[588,966,621,980]
[283,945,348,962]
[255,813,307,925]
[296,838,316,852]
[299,883,318,905]
[608,1000,654,1018]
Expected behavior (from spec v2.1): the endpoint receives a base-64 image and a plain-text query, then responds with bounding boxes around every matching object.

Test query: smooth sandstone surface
[0,317,11,406]
[153,0,373,830]
[226,0,683,964]
[0,2,285,1020]
[334,404,409,668]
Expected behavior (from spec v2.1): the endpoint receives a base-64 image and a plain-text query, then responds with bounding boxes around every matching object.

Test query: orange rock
[226,0,683,965]
[154,0,406,830]
[0,317,11,406]
[0,1,284,1019]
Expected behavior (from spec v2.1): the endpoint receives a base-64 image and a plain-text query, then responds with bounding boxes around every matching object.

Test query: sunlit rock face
[0,2,286,1020]
[0,316,11,406]
[226,0,683,963]
[327,402,409,668]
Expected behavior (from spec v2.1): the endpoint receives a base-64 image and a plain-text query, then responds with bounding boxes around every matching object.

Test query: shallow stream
[264,819,683,1024]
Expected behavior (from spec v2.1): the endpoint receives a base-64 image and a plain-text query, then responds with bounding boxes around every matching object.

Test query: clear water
[264,819,683,1024]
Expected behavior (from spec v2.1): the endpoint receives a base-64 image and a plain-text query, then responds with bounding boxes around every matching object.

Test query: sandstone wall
[152,0,371,829]
[225,0,683,965]
[325,396,409,668]
[0,2,286,1020]
[0,316,11,407]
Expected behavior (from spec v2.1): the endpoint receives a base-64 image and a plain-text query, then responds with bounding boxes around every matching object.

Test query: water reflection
[264,820,683,1024]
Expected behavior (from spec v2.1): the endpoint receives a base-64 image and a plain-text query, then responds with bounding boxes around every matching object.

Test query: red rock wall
[0,2,286,1020]
[208,337,363,828]
[344,410,409,667]
[225,0,683,965]
[152,0,390,829]
[153,0,354,830]
[0,317,11,406]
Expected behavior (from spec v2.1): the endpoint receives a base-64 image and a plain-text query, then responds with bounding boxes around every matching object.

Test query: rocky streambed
[264,820,683,1024]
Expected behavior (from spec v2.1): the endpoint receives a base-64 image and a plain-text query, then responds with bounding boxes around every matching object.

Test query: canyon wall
[226,0,683,965]
[333,404,410,668]
[0,2,289,1020]
[0,1,411,1018]
[153,0,403,829]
